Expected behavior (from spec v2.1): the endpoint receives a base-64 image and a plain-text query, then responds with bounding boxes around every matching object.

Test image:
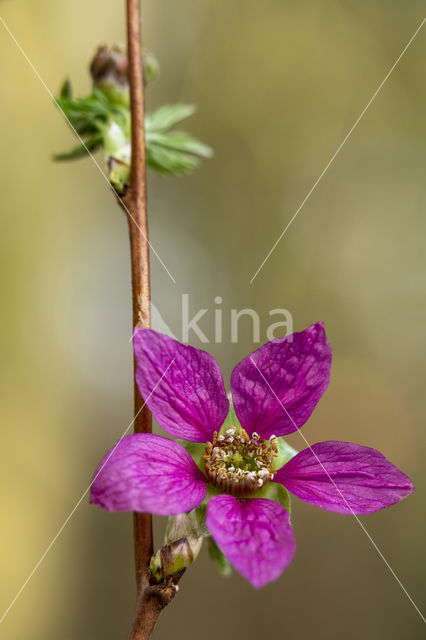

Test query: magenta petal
[206,495,295,588]
[231,322,332,439]
[90,434,207,515]
[274,441,414,514]
[133,329,229,442]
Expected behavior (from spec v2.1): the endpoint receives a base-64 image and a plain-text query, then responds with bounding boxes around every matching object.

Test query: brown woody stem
[127,579,183,640]
[123,0,153,596]
[121,2,180,638]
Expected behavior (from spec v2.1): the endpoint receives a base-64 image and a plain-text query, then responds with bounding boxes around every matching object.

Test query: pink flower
[91,324,413,588]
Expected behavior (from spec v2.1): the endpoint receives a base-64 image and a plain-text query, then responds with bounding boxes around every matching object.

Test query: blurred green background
[0,1,425,638]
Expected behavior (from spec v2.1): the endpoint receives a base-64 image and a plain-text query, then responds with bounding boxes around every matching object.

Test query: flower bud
[150,510,207,582]
[150,534,204,582]
[90,45,159,108]
[103,119,131,191]
[90,45,129,107]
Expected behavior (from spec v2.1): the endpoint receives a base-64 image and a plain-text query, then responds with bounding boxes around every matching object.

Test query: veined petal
[90,434,207,515]
[274,441,414,514]
[206,495,295,588]
[231,322,332,439]
[134,329,229,442]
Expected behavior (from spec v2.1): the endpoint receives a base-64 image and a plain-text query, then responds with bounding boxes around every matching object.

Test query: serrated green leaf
[146,104,196,131]
[144,104,211,175]
[54,76,212,178]
[59,78,72,100]
[146,145,200,175]
[146,130,213,158]
[208,537,232,577]
[53,133,103,161]
[55,89,113,136]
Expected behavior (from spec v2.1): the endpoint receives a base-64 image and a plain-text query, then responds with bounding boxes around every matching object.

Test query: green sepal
[178,442,221,504]
[273,437,298,471]
[249,482,291,514]
[165,508,208,544]
[203,483,221,503]
[220,400,242,433]
[179,440,206,474]
[104,118,129,158]
[108,158,130,192]
[194,502,207,524]
[207,537,232,577]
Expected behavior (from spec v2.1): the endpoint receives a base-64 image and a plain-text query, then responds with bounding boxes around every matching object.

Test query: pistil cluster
[203,426,278,495]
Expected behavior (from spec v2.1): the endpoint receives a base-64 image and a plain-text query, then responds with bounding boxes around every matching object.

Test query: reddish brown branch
[124,0,152,596]
[127,577,183,640]
[121,2,181,638]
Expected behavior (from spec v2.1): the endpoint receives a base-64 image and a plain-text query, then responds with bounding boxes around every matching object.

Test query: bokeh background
[0,1,425,638]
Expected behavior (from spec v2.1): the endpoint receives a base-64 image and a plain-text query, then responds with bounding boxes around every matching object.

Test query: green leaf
[146,130,212,158]
[146,145,200,175]
[208,537,232,577]
[273,437,298,471]
[250,482,291,514]
[54,75,212,178]
[53,133,103,161]
[146,104,196,131]
[144,104,212,175]
[59,78,72,100]
[55,88,112,136]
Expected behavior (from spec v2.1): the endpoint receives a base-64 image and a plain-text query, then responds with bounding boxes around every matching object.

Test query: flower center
[203,426,278,496]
